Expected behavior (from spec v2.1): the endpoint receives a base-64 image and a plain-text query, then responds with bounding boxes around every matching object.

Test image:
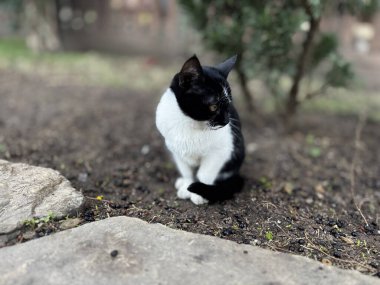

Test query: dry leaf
[321,258,332,266]
[340,236,354,245]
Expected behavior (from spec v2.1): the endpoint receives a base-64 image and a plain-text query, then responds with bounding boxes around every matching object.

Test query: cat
[155,55,245,205]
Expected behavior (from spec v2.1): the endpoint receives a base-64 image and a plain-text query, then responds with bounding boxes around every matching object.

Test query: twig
[261,201,277,210]
[349,112,369,226]
[301,244,373,271]
[304,82,329,101]
[303,233,373,271]
[273,222,292,239]
[85,196,112,203]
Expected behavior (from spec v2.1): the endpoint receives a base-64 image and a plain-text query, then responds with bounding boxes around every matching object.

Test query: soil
[0,70,379,277]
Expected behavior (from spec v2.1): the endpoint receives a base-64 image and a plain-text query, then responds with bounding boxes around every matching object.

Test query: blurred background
[0,0,380,118]
[0,0,379,119]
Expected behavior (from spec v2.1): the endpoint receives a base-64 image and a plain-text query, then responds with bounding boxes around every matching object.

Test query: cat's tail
[187,175,244,203]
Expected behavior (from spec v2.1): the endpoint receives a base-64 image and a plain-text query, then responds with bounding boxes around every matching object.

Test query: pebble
[141,145,150,155]
[246,142,258,154]
[78,172,88,183]
[297,226,305,231]
[315,215,324,224]
[351,231,359,237]
[364,224,376,234]
[110,250,118,258]
[327,219,336,227]
[84,211,95,222]
[250,239,261,246]
[337,219,347,228]
[370,261,379,269]
[333,252,342,258]
[222,228,234,236]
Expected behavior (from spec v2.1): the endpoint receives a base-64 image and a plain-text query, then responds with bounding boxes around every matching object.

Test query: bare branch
[304,82,329,101]
[349,112,369,226]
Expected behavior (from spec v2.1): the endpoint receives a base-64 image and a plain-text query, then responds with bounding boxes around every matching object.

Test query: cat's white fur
[156,88,233,205]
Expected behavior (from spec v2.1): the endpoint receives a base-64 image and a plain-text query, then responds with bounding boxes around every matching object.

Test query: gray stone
[0,159,84,236]
[0,216,378,285]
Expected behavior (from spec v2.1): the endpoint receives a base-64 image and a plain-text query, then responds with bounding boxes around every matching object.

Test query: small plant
[258,177,272,189]
[265,231,274,241]
[306,133,322,158]
[23,211,55,228]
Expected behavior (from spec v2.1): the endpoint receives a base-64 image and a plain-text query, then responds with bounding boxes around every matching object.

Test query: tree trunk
[285,2,320,120]
[24,0,61,53]
[235,64,255,112]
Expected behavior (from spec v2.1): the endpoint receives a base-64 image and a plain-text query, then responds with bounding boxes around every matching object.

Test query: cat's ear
[215,55,237,78]
[179,55,203,88]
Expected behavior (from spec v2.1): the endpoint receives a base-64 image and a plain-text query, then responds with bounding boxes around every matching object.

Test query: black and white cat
[156,55,245,205]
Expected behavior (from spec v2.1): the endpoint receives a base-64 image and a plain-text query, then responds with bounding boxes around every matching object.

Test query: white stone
[0,160,84,235]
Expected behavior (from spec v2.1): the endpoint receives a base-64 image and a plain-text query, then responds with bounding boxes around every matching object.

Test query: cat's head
[170,54,237,130]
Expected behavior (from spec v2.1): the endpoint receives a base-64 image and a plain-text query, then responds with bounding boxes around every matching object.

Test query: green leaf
[325,55,354,88]
[311,33,338,68]
[265,231,274,241]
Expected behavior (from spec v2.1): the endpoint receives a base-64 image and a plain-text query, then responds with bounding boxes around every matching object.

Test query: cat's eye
[209,104,218,112]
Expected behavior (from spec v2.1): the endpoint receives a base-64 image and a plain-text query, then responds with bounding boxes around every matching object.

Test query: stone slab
[0,216,378,285]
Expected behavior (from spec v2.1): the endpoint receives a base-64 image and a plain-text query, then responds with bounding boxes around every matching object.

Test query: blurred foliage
[342,0,380,22]
[0,0,23,30]
[0,0,23,11]
[179,0,377,119]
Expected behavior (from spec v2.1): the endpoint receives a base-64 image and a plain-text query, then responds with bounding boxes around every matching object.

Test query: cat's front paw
[190,193,208,205]
[176,178,193,199]
[175,177,185,190]
[177,186,192,199]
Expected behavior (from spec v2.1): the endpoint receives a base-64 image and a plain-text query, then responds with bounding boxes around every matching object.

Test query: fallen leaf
[340,236,354,245]
[321,258,332,266]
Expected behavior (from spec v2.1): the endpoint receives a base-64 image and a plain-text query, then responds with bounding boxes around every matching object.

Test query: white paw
[177,186,192,199]
[190,193,208,205]
[176,178,193,199]
[175,178,185,190]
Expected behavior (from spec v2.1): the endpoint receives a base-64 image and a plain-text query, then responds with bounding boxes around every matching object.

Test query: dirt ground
[0,70,379,277]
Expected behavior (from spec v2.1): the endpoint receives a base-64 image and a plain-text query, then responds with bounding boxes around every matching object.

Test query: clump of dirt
[0,70,379,277]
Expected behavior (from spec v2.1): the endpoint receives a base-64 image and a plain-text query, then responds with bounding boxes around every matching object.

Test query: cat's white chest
[156,89,233,166]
